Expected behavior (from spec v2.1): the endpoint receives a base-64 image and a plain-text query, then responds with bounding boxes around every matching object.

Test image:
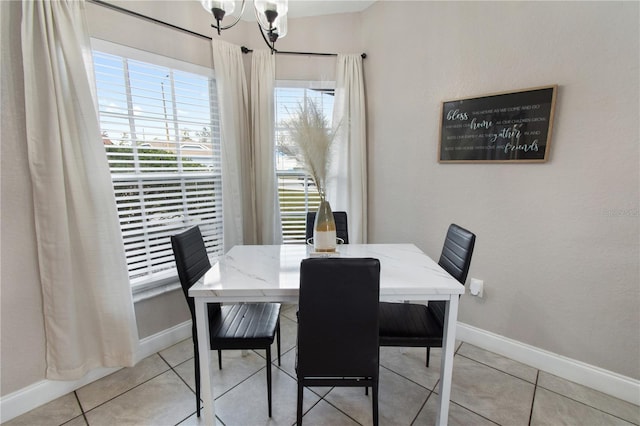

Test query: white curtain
[211,39,256,248]
[251,50,282,244]
[20,0,138,380]
[329,54,368,243]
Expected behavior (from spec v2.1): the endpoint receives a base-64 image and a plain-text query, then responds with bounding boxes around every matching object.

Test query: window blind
[93,48,223,287]
[274,84,334,244]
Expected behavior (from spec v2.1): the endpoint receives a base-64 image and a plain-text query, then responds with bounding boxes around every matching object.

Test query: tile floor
[4,305,640,426]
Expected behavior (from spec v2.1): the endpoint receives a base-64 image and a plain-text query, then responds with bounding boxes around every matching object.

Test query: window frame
[91,38,224,299]
[274,80,335,244]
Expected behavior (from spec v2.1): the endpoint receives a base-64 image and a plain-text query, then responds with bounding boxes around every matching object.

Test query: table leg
[195,300,216,425]
[436,295,458,426]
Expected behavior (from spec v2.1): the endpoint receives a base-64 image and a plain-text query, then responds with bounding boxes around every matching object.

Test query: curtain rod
[88,0,367,59]
[88,0,213,41]
[241,46,367,59]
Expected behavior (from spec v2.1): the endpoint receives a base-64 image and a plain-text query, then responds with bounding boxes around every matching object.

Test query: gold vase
[313,197,337,252]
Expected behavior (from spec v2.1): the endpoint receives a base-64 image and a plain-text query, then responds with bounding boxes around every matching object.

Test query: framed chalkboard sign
[439,85,558,163]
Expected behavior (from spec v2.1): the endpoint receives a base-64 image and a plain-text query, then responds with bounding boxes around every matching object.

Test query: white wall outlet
[469,278,484,298]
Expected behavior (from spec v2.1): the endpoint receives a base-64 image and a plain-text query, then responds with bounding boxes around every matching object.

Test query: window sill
[132,274,182,303]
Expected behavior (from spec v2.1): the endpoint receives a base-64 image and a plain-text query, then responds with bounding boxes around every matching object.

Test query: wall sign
[439,85,558,163]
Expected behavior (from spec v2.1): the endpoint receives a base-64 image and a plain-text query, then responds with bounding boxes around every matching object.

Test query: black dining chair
[171,226,281,417]
[305,211,349,244]
[296,257,381,426]
[379,223,476,367]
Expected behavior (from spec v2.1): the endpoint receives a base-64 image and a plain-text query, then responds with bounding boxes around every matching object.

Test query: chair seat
[208,303,281,350]
[378,302,443,347]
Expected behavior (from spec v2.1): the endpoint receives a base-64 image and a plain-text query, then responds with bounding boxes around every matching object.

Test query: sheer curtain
[329,54,368,243]
[251,50,282,244]
[211,39,256,247]
[20,0,138,380]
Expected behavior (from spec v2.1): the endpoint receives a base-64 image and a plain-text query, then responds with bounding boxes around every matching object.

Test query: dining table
[189,243,464,426]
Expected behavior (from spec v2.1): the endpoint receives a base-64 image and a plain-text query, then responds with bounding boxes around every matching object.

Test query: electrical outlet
[469,278,484,298]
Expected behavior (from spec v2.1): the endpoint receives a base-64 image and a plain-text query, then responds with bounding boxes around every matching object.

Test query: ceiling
[284,0,376,18]
[236,0,377,21]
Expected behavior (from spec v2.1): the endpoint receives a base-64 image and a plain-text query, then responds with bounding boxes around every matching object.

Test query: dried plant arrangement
[282,100,339,198]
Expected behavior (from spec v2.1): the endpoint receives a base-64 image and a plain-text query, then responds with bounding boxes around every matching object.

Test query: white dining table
[189,243,464,426]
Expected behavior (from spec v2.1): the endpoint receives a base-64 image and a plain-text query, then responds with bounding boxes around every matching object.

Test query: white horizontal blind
[275,83,334,244]
[93,46,223,287]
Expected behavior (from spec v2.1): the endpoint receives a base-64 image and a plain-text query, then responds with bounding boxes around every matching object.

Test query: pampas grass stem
[282,100,338,197]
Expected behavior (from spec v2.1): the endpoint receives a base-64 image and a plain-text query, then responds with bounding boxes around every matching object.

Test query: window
[275,81,335,243]
[92,40,223,290]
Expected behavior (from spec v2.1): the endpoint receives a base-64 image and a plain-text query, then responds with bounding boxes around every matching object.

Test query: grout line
[418,343,520,425]
[535,385,640,425]
[167,350,268,424]
[215,359,264,401]
[301,392,331,424]
[76,354,172,415]
[451,399,501,425]
[444,347,636,426]
[157,352,208,426]
[455,352,538,384]
[409,390,432,425]
[158,352,197,396]
[528,370,540,425]
[268,344,365,424]
[314,388,368,426]
[72,391,90,425]
[379,364,431,392]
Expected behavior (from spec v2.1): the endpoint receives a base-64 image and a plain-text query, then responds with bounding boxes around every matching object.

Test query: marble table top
[189,244,463,303]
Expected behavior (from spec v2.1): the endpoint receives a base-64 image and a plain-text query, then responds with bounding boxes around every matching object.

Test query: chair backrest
[428,224,476,327]
[171,226,212,316]
[297,258,380,378]
[438,223,476,285]
[305,211,349,244]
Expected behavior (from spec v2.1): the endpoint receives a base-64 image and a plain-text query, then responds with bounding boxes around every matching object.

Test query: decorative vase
[313,197,337,252]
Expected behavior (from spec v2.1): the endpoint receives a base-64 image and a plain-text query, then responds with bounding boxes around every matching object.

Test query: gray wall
[1,0,638,400]
[361,1,639,379]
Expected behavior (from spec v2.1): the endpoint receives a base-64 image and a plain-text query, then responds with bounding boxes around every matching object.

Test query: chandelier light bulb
[202,0,288,51]
[201,0,235,16]
[255,0,288,30]
[273,14,287,39]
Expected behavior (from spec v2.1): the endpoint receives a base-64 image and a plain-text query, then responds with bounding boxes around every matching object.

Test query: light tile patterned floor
[4,305,639,426]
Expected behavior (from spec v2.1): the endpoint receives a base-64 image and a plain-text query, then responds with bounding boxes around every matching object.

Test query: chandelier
[200,0,288,52]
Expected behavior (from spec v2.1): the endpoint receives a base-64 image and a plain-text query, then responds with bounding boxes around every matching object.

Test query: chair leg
[276,319,282,366]
[426,347,430,367]
[372,379,379,426]
[296,381,304,425]
[194,344,201,417]
[266,346,272,417]
[218,349,222,370]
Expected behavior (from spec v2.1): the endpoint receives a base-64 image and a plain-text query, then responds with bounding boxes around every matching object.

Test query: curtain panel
[251,50,282,244]
[20,0,138,380]
[329,54,368,243]
[211,39,256,248]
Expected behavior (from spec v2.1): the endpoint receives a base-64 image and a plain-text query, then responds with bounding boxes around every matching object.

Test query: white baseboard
[457,322,640,405]
[0,321,192,423]
[135,320,192,363]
